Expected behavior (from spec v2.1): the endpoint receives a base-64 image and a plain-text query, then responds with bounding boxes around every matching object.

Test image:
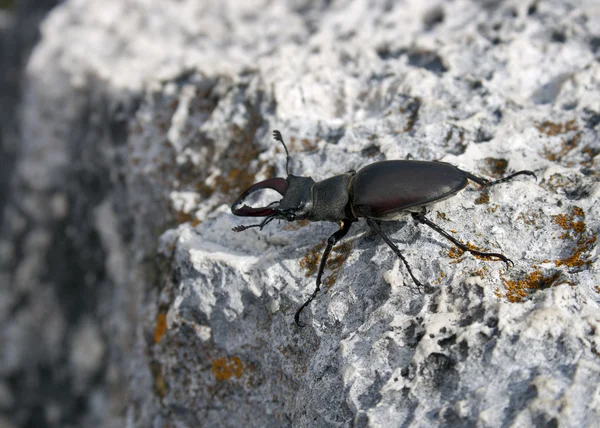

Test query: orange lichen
[399,98,421,132]
[150,362,168,398]
[484,158,509,177]
[176,211,193,224]
[323,242,353,292]
[184,125,279,201]
[212,356,243,381]
[436,212,448,221]
[551,207,595,269]
[283,219,310,231]
[486,204,499,213]
[287,136,318,152]
[154,312,168,343]
[277,346,290,360]
[582,145,600,167]
[517,210,540,227]
[300,138,317,151]
[448,246,465,260]
[499,270,563,303]
[176,211,200,227]
[537,119,581,164]
[472,266,489,279]
[444,126,466,153]
[299,240,326,277]
[553,213,585,237]
[433,270,446,285]
[572,206,584,217]
[299,239,353,292]
[474,192,490,205]
[537,119,578,136]
[554,232,596,269]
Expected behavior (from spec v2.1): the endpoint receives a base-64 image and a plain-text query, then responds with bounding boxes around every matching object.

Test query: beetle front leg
[366,218,423,289]
[295,220,353,327]
[411,210,513,267]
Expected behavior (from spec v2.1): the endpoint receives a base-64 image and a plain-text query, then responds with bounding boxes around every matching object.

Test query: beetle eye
[285,213,296,221]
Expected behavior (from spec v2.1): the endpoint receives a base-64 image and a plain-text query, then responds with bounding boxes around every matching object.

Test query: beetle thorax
[309,173,354,222]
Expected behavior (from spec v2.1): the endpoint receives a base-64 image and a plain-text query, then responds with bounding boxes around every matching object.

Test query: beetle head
[231,130,316,231]
[231,175,315,231]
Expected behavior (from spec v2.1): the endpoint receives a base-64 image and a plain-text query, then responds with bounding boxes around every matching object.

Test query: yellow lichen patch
[176,211,194,225]
[594,286,600,294]
[277,346,290,360]
[301,138,317,151]
[582,145,600,167]
[212,356,243,382]
[323,242,353,293]
[516,210,540,227]
[399,98,421,132]
[299,240,353,292]
[552,207,595,269]
[537,119,581,164]
[486,204,499,213]
[536,119,578,136]
[554,232,596,269]
[572,206,584,217]
[472,266,489,279]
[188,125,279,200]
[541,173,570,193]
[436,212,449,221]
[433,270,446,285]
[287,135,318,152]
[553,212,585,238]
[300,240,326,277]
[474,192,490,205]
[154,312,168,343]
[448,245,465,261]
[499,270,563,303]
[484,158,509,177]
[150,361,168,398]
[283,219,310,231]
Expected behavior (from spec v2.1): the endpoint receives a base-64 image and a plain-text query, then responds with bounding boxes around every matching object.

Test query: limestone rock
[2,0,599,426]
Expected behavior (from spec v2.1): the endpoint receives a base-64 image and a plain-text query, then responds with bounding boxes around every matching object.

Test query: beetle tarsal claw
[294,307,306,328]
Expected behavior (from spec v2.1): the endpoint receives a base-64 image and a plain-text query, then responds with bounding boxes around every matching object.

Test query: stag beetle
[231,130,535,326]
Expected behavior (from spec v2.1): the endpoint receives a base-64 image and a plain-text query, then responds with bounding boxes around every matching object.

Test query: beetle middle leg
[295,220,353,327]
[411,210,513,267]
[366,218,424,289]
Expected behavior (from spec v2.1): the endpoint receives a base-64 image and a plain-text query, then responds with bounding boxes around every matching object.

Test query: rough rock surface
[1,0,599,427]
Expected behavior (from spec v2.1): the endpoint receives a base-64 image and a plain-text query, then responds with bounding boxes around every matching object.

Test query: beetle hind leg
[366,218,424,290]
[295,220,353,327]
[411,211,513,268]
[464,170,537,188]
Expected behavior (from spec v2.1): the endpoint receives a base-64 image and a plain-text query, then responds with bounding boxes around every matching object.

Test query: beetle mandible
[231,130,536,326]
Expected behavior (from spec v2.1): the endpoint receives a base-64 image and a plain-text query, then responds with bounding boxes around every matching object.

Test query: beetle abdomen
[351,160,468,219]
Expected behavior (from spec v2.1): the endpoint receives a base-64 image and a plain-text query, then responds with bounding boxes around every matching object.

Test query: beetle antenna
[273,130,291,176]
